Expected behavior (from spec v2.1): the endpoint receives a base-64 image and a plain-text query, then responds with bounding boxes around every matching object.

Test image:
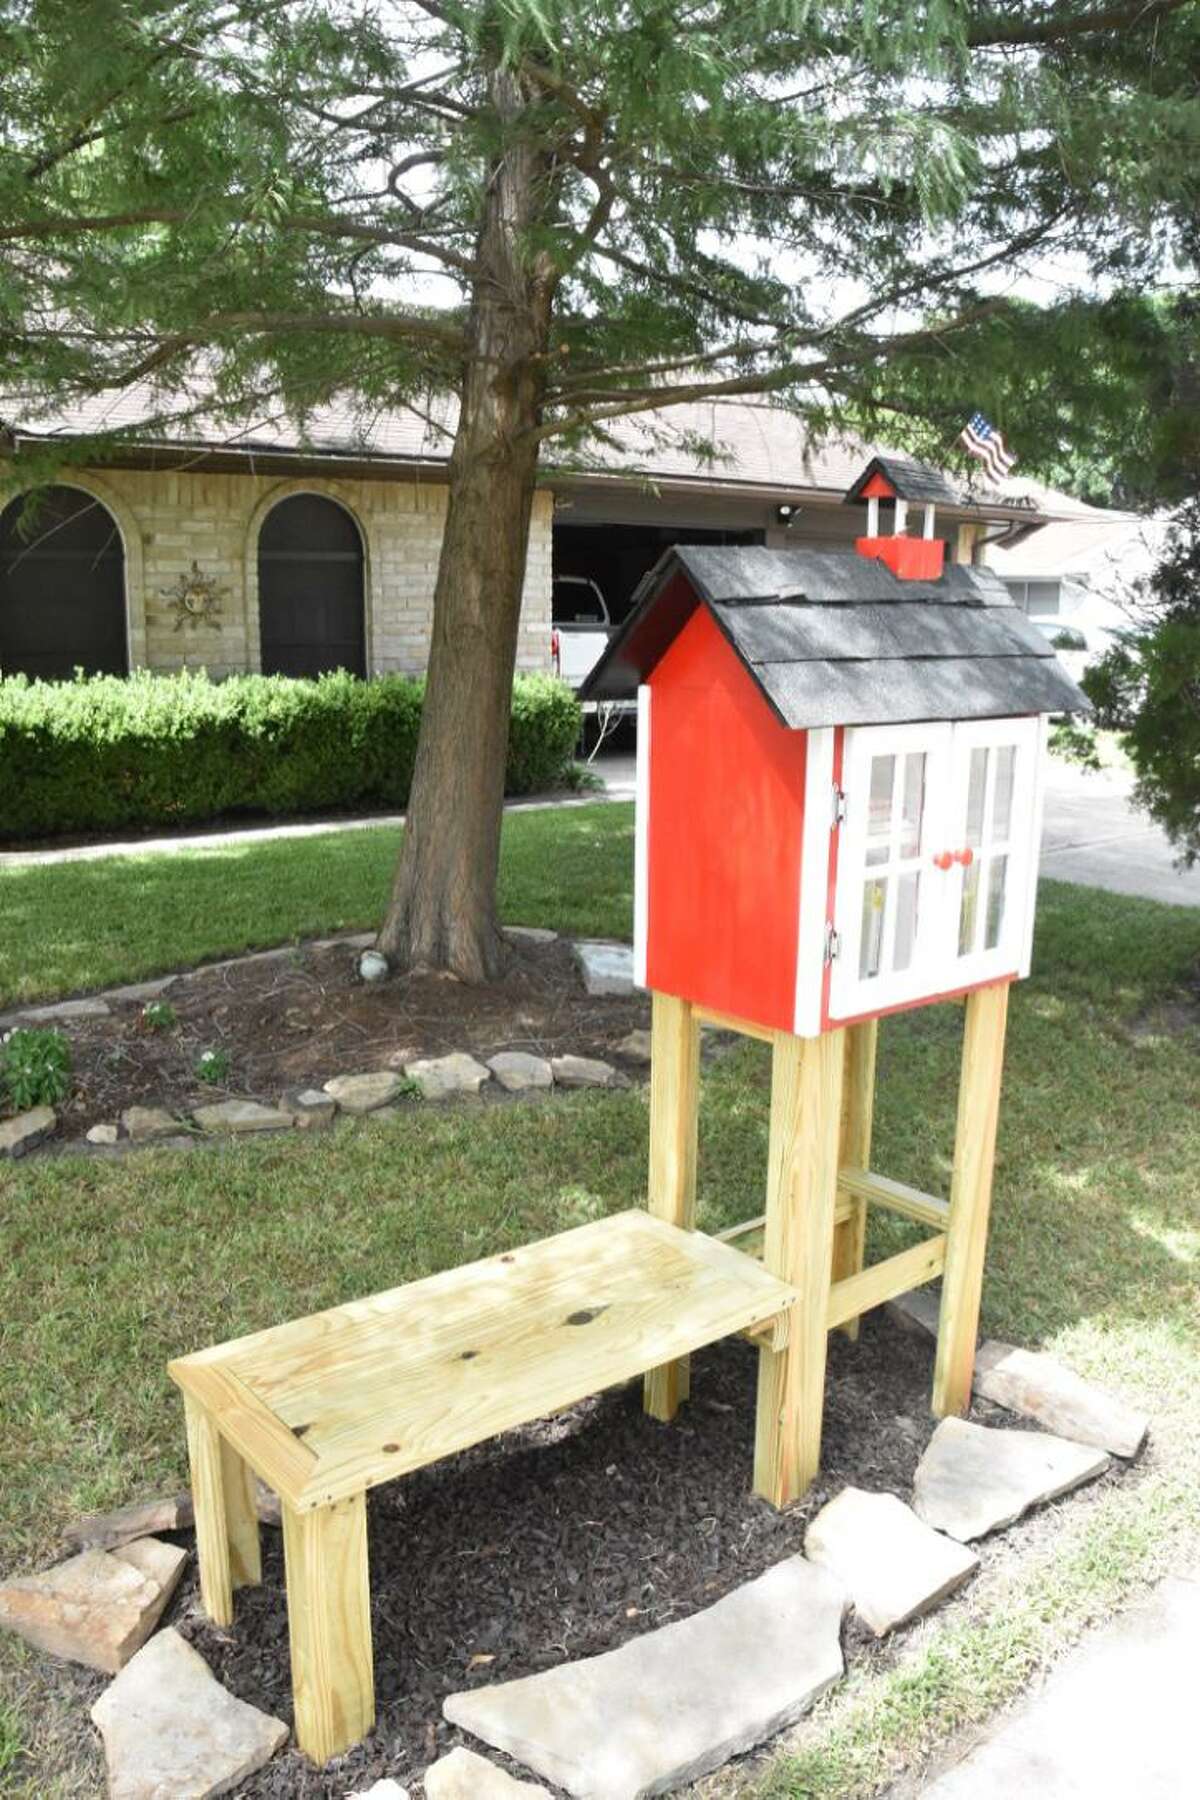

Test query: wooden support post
[183,1394,261,1626]
[282,1494,374,1765]
[754,1027,845,1506]
[831,1018,878,1340]
[933,982,1010,1418]
[644,990,701,1421]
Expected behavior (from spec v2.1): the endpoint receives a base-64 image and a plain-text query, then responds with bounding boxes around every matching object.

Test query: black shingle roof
[844,456,962,508]
[580,544,1091,727]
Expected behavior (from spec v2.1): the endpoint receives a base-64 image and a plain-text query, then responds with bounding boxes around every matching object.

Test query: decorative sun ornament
[161,561,227,632]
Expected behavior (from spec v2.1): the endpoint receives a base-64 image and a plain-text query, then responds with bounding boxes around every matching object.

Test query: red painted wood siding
[646,603,806,1030]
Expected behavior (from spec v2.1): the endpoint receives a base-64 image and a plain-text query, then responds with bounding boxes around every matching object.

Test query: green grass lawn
[0,819,1198,1797]
[0,801,635,1009]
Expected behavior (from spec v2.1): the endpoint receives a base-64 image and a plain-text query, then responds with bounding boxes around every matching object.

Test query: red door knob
[933,851,953,871]
[954,847,975,866]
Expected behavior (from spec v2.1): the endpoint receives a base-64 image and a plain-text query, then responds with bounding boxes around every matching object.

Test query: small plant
[0,1026,72,1110]
[141,999,178,1032]
[195,1047,231,1086]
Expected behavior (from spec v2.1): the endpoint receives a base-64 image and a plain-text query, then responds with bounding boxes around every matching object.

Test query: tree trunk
[377,67,554,982]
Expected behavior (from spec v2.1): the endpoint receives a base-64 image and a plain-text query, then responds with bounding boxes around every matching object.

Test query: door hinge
[824,922,841,965]
[831,784,847,826]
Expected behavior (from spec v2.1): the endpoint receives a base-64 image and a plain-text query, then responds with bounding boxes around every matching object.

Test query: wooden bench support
[934,982,1010,1417]
[754,1027,845,1507]
[826,1234,946,1332]
[643,992,701,1422]
[184,1394,260,1629]
[831,1020,878,1341]
[282,1494,374,1764]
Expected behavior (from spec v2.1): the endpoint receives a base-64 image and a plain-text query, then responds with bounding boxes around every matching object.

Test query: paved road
[902,1575,1200,1799]
[4,750,1199,910]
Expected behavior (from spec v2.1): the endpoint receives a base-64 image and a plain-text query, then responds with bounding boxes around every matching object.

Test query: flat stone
[549,1054,622,1090]
[280,1087,337,1130]
[573,939,636,996]
[191,1098,294,1135]
[0,1104,56,1157]
[913,1417,1110,1542]
[121,1104,181,1141]
[86,1122,120,1146]
[504,925,558,946]
[404,1052,491,1100]
[348,1782,411,1800]
[487,1051,553,1093]
[804,1487,979,1636]
[64,1493,194,1553]
[322,1070,403,1114]
[614,1028,652,1065]
[107,977,178,1004]
[91,1627,287,1798]
[425,1747,550,1798]
[886,1285,942,1341]
[0,1537,187,1674]
[974,1341,1149,1459]
[17,996,111,1023]
[444,1555,845,1798]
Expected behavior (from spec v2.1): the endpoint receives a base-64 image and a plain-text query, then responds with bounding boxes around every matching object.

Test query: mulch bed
[38,935,652,1138]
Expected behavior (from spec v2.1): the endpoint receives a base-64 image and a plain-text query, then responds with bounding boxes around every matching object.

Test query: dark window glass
[258,494,366,678]
[0,487,127,678]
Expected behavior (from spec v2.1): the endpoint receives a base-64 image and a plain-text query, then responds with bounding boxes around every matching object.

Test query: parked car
[551,575,618,694]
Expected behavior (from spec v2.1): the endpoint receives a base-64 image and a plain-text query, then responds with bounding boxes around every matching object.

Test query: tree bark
[377,65,555,982]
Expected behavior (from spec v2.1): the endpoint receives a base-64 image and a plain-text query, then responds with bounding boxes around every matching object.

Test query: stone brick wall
[1,463,553,679]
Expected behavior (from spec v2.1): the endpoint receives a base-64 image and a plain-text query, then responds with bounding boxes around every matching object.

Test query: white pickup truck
[551,574,617,694]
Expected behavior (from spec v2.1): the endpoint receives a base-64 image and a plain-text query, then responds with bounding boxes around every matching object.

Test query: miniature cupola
[582,483,1088,1041]
[844,456,961,582]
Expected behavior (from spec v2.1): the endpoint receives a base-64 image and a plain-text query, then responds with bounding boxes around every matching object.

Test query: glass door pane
[947,723,1038,976]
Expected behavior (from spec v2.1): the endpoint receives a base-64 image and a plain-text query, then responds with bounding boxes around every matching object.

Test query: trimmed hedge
[0,669,582,839]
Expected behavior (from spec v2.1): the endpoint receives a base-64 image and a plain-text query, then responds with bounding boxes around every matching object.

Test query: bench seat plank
[169,1211,797,1512]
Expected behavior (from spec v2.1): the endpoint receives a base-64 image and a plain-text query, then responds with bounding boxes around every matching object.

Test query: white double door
[829,716,1042,1022]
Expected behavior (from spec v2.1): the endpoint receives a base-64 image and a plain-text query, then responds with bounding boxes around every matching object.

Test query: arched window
[258,494,366,678]
[0,486,128,678]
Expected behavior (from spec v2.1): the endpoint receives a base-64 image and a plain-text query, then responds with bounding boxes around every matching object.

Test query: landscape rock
[0,1537,187,1673]
[444,1554,845,1798]
[550,1054,621,1090]
[404,1052,491,1100]
[323,1070,403,1114]
[974,1341,1149,1459]
[86,1122,120,1146]
[804,1487,978,1635]
[281,1087,337,1130]
[0,1104,56,1158]
[358,949,390,983]
[192,1098,295,1135]
[107,977,178,1005]
[348,1783,410,1800]
[64,1493,193,1553]
[573,939,636,996]
[504,925,558,946]
[487,1051,553,1093]
[614,1027,652,1064]
[18,996,111,1023]
[425,1746,550,1798]
[913,1417,1110,1542]
[121,1104,182,1141]
[91,1627,287,1798]
[885,1285,942,1342]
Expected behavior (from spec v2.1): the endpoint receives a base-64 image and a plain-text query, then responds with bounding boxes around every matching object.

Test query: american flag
[958,412,1016,484]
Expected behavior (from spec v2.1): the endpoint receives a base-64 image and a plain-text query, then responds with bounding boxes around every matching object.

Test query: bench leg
[282,1494,374,1764]
[183,1394,261,1627]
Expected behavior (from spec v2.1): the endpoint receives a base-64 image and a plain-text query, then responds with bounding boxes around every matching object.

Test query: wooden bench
[168,1209,798,1763]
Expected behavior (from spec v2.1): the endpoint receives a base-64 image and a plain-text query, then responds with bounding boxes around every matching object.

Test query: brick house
[0,389,1108,682]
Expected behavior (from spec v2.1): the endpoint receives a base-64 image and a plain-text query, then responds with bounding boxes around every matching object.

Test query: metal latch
[831,784,847,826]
[823,922,841,965]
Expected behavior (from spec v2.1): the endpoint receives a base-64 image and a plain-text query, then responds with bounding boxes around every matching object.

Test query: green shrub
[195,1047,231,1085]
[0,669,582,839]
[1,1027,71,1110]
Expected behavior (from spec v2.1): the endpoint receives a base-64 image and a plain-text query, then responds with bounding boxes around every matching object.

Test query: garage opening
[258,493,366,678]
[553,521,764,632]
[0,486,127,679]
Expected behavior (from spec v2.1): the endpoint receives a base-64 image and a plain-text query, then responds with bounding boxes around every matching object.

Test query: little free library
[168,457,1087,1762]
